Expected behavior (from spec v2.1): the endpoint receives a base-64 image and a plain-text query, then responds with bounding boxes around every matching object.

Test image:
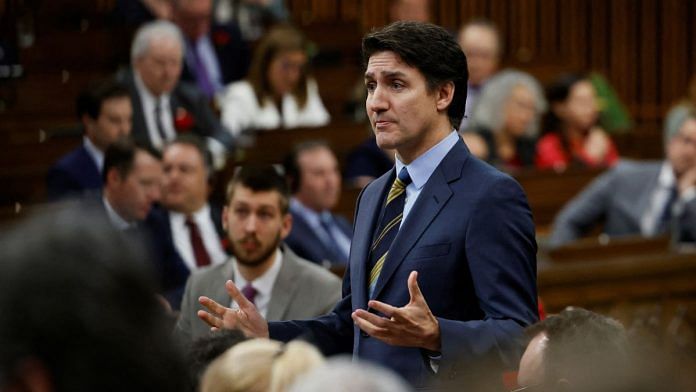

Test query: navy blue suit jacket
[268,139,538,387]
[46,145,102,200]
[284,211,352,265]
[145,205,226,310]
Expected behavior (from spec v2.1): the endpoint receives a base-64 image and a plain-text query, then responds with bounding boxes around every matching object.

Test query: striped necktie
[368,167,412,297]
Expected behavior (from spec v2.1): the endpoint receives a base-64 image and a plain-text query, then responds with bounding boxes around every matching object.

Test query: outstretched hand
[351,271,440,351]
[197,280,269,338]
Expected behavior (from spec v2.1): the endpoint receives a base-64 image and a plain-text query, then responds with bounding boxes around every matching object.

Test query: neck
[397,122,451,164]
[236,251,277,281]
[105,192,134,223]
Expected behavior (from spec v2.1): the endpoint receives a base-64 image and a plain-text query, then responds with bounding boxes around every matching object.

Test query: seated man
[283,141,352,266]
[121,20,234,165]
[550,106,696,247]
[101,139,163,230]
[146,135,229,309]
[517,307,629,391]
[46,78,132,200]
[175,165,341,343]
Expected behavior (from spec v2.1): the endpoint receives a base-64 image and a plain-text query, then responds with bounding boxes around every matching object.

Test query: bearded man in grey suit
[175,165,341,343]
[550,105,696,247]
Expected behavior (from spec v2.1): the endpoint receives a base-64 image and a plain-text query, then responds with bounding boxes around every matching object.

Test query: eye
[365,81,376,93]
[391,81,404,90]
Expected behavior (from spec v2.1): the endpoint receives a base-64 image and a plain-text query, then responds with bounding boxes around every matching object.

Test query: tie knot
[185,216,197,228]
[394,167,412,188]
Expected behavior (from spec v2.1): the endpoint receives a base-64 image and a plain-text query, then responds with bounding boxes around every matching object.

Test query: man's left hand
[351,271,441,351]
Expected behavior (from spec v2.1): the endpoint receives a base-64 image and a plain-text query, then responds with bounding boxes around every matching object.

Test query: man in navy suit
[283,141,353,267]
[46,79,132,200]
[197,21,537,388]
[171,0,250,98]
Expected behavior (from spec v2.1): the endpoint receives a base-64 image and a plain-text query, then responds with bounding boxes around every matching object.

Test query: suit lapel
[211,260,236,306]
[351,172,394,309]
[634,163,662,223]
[371,141,467,300]
[266,247,299,320]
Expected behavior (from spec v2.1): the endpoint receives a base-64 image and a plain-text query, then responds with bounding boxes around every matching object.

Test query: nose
[244,214,258,233]
[367,85,389,114]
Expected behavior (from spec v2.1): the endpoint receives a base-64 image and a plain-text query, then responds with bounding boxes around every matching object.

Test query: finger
[351,311,389,337]
[353,309,391,329]
[199,296,230,317]
[197,309,222,328]
[407,271,424,303]
[225,280,256,311]
[368,300,399,318]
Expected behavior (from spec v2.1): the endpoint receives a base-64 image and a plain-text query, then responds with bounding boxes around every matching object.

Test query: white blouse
[219,78,330,136]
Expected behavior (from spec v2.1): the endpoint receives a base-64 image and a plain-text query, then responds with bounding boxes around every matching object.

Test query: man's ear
[279,213,293,240]
[106,168,122,187]
[436,81,455,112]
[221,206,229,231]
[82,114,97,136]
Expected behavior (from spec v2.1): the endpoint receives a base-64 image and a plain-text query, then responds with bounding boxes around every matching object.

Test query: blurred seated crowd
[2,0,696,390]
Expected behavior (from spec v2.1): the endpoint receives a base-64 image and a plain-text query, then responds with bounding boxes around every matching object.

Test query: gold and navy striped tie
[368,167,412,297]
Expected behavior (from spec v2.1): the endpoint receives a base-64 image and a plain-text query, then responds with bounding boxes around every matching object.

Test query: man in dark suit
[122,20,234,162]
[171,0,249,98]
[549,105,696,247]
[46,79,132,200]
[283,141,353,267]
[197,21,537,388]
[176,165,341,344]
[146,135,227,310]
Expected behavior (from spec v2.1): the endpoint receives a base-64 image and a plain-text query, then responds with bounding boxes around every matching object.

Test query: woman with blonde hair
[219,24,330,136]
[199,338,325,392]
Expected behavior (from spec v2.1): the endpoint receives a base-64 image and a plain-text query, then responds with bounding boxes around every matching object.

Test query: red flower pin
[212,30,231,47]
[174,107,194,133]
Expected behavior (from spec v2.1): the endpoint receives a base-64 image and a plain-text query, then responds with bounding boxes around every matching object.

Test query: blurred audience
[288,357,414,392]
[199,338,324,392]
[146,135,228,309]
[517,307,629,392]
[536,73,619,171]
[219,24,330,136]
[46,78,132,200]
[344,136,395,189]
[101,139,162,230]
[213,0,288,43]
[388,0,431,22]
[172,0,249,99]
[120,20,233,163]
[462,69,547,170]
[283,141,352,266]
[549,106,696,247]
[0,203,187,391]
[175,165,341,343]
[187,329,247,390]
[457,19,502,130]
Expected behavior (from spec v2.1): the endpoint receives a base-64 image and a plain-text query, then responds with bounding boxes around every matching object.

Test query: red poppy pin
[212,30,231,47]
[174,107,194,132]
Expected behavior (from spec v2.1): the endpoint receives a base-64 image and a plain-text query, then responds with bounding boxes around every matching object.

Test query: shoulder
[49,147,92,174]
[285,249,340,284]
[188,261,232,286]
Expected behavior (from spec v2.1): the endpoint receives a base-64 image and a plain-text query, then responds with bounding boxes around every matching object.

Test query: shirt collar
[658,161,676,189]
[133,71,171,108]
[394,130,459,190]
[232,248,283,298]
[169,203,210,224]
[289,197,326,227]
[83,136,105,172]
[102,196,134,230]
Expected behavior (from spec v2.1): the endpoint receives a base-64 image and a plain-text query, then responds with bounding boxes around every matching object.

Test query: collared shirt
[169,204,227,271]
[102,196,134,231]
[185,35,224,94]
[289,197,351,261]
[83,136,104,173]
[641,162,696,235]
[394,130,460,227]
[230,249,283,318]
[134,71,176,149]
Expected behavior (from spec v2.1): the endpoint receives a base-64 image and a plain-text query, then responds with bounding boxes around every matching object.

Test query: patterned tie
[241,283,257,306]
[154,99,169,142]
[185,216,211,267]
[368,167,412,297]
[190,41,215,98]
[657,186,679,234]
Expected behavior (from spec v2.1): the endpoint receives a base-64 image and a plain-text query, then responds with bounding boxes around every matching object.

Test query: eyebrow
[364,70,408,79]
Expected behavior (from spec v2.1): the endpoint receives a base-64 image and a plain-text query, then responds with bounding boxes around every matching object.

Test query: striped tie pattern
[368,167,412,297]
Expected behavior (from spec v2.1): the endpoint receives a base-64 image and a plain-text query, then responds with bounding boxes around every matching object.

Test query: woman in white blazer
[219,24,330,136]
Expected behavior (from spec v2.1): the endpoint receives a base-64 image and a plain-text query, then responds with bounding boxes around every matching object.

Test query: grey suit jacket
[175,244,342,343]
[549,159,696,247]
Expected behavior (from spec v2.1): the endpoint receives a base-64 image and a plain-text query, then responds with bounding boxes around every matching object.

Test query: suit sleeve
[548,168,617,248]
[439,175,538,372]
[46,166,81,201]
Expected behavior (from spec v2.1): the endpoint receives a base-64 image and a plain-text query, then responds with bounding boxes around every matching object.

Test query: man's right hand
[197,280,269,338]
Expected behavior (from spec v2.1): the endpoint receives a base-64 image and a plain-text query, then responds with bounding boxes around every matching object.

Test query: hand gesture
[585,126,611,164]
[351,271,441,351]
[197,280,269,338]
